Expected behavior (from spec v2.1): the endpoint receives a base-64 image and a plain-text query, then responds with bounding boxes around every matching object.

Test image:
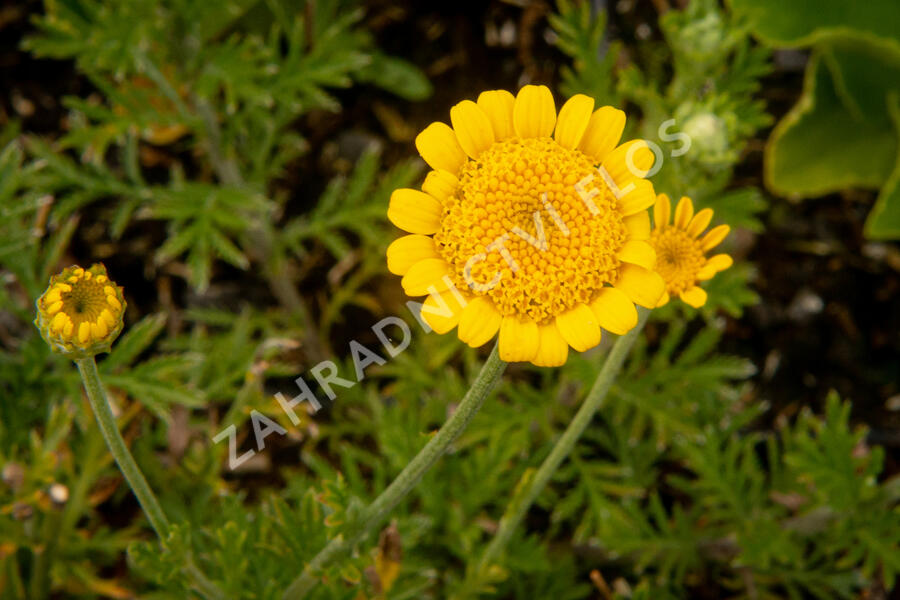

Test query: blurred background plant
[727,0,900,240]
[0,1,898,599]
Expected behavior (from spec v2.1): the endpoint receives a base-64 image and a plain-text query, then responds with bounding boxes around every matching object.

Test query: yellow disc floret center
[41,267,123,348]
[434,137,627,324]
[650,227,705,296]
[61,276,108,322]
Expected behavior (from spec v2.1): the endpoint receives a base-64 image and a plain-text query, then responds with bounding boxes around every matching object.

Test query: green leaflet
[764,43,899,196]
[727,0,900,51]
[764,41,900,238]
[730,0,900,238]
[867,94,900,238]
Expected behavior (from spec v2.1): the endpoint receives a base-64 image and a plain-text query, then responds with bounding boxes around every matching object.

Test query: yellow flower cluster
[387,85,733,366]
[35,264,126,358]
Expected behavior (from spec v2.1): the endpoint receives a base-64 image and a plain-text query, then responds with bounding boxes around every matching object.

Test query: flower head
[648,194,733,308]
[35,264,126,358]
[387,85,664,366]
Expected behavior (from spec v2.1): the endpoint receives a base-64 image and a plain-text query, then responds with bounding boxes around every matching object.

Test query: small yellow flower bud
[34,263,126,358]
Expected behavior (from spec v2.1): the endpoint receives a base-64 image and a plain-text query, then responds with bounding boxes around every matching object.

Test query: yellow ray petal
[91,319,108,340]
[617,179,656,216]
[415,122,466,173]
[421,289,467,334]
[673,196,694,229]
[697,254,733,280]
[513,85,556,139]
[422,170,459,203]
[77,321,91,345]
[532,323,569,367]
[707,253,733,272]
[554,94,594,149]
[577,106,626,163]
[615,263,665,308]
[555,304,602,352]
[50,312,68,333]
[100,309,117,328]
[623,211,651,241]
[401,258,451,296]
[457,297,502,348]
[602,140,654,187]
[388,189,443,234]
[686,208,713,237]
[653,194,671,228]
[680,286,708,308]
[696,265,715,281]
[450,100,495,159]
[700,224,730,251]
[656,290,670,307]
[476,90,515,141]
[498,316,540,362]
[617,240,656,269]
[589,287,638,335]
[386,234,439,276]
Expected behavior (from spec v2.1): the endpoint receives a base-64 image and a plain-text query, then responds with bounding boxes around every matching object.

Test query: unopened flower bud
[35,264,126,358]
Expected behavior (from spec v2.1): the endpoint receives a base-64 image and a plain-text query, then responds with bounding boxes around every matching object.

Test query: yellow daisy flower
[387,85,665,366]
[648,194,733,308]
[35,263,126,358]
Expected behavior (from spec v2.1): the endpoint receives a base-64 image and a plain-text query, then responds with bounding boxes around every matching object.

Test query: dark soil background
[2,0,898,496]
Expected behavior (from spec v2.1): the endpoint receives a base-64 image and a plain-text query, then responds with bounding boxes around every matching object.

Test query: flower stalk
[75,357,224,599]
[76,357,171,538]
[282,342,507,600]
[469,307,651,586]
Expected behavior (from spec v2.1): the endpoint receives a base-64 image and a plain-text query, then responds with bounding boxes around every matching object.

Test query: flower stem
[471,308,650,583]
[282,342,507,600]
[76,357,171,538]
[74,357,223,599]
